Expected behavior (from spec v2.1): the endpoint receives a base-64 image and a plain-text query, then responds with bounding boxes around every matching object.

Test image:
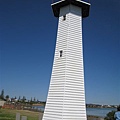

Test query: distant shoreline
[32,104,117,109]
[32,103,117,109]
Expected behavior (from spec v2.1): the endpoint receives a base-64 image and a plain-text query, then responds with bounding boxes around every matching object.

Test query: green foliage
[5,95,9,101]
[104,111,116,120]
[0,109,40,120]
[0,112,15,120]
[22,96,26,103]
[0,89,4,100]
[34,97,36,102]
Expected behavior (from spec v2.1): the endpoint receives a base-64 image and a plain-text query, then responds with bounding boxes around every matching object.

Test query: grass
[0,109,103,120]
[0,109,43,120]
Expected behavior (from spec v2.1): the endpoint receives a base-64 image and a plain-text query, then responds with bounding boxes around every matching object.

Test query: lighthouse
[42,0,90,120]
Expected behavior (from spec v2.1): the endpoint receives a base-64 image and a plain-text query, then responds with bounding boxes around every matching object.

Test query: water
[86,108,117,117]
[32,106,116,117]
[32,106,45,111]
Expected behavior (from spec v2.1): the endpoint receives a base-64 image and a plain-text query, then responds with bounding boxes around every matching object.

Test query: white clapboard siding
[42,4,87,120]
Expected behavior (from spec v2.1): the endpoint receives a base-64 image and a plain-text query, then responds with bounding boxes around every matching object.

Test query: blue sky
[0,0,120,105]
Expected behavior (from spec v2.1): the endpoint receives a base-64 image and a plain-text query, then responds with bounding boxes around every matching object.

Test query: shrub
[104,111,116,120]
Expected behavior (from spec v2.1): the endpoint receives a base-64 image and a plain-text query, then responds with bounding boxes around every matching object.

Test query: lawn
[0,109,43,120]
[0,109,103,120]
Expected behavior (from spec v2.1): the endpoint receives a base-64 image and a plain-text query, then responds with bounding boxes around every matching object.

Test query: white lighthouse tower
[42,0,90,120]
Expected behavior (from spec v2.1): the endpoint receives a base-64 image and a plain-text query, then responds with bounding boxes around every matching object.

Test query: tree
[37,99,39,103]
[34,97,36,102]
[30,97,32,102]
[30,97,33,105]
[104,111,115,120]
[0,89,4,100]
[22,96,26,103]
[18,96,21,102]
[6,95,9,101]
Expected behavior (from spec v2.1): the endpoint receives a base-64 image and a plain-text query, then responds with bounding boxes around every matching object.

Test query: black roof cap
[51,0,90,18]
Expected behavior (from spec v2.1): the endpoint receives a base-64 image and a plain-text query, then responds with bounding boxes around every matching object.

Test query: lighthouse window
[63,15,66,21]
[60,50,63,57]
